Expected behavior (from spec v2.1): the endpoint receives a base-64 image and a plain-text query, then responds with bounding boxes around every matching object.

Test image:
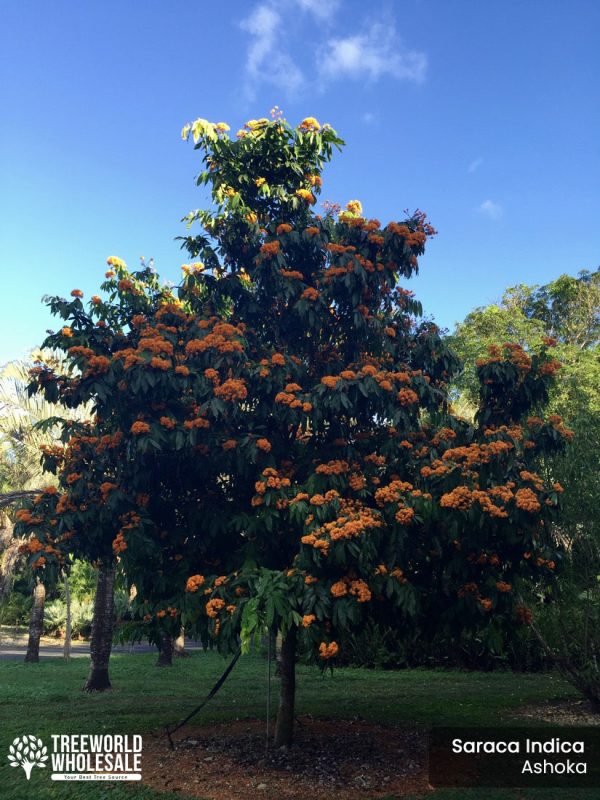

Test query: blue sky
[1,0,599,364]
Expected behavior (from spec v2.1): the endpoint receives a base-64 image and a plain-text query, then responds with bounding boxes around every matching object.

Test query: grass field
[0,652,595,800]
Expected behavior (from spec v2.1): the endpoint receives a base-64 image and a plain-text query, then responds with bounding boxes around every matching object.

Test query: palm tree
[0,354,90,662]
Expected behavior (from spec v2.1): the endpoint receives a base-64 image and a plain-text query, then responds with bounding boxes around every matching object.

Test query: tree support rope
[162,647,242,750]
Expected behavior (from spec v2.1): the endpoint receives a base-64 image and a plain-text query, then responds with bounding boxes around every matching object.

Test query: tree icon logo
[7,735,48,780]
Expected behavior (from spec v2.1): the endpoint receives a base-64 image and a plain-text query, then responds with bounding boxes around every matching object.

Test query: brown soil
[141,717,430,800]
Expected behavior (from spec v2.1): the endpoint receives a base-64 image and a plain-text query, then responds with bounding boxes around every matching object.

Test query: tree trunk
[274,626,297,748]
[84,561,115,692]
[156,632,173,666]
[63,572,72,661]
[173,626,189,657]
[24,580,46,663]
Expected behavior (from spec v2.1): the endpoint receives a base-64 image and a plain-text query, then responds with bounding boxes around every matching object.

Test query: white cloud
[239,4,426,99]
[296,0,340,20]
[468,157,483,174]
[478,199,503,220]
[362,111,377,124]
[240,4,304,99]
[319,23,427,83]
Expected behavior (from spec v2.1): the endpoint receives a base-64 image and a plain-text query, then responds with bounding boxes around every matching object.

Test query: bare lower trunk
[274,626,297,748]
[84,561,115,692]
[63,572,72,661]
[24,581,46,663]
[156,633,173,667]
[25,581,46,663]
[173,626,190,657]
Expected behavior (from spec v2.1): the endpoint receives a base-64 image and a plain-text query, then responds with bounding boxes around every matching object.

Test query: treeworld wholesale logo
[7,735,48,780]
[7,734,142,781]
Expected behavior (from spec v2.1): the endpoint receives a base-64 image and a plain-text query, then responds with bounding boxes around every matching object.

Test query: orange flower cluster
[185,575,205,592]
[183,416,210,429]
[386,223,427,247]
[420,461,450,478]
[280,269,304,280]
[160,416,177,430]
[319,641,339,659]
[527,416,543,427]
[321,375,340,389]
[295,189,316,203]
[300,287,320,301]
[374,480,414,506]
[538,359,561,376]
[314,500,383,542]
[186,332,243,356]
[520,471,544,491]
[316,460,349,475]
[348,474,366,491]
[308,490,340,506]
[260,241,281,258]
[214,378,247,402]
[16,508,42,525]
[206,598,226,618]
[398,389,419,406]
[276,223,293,235]
[395,507,415,525]
[477,343,531,373]
[131,421,150,435]
[496,581,512,593]
[149,357,171,371]
[331,580,348,597]
[302,614,316,627]
[442,440,513,468]
[256,438,272,452]
[138,335,174,356]
[390,567,407,583]
[440,486,473,511]
[548,415,574,440]
[254,468,292,497]
[112,532,127,553]
[515,488,541,513]
[301,534,329,554]
[22,536,44,553]
[349,579,372,603]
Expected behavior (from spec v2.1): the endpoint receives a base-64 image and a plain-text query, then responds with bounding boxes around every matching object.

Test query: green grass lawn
[0,652,595,800]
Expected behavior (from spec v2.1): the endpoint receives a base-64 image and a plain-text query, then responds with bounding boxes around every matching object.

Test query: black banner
[429,727,600,788]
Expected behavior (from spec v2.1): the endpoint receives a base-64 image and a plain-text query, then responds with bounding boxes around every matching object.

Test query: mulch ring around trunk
[141,717,430,799]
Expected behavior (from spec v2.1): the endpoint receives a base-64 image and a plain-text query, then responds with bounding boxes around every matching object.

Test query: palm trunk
[156,632,173,667]
[0,513,19,603]
[24,580,46,662]
[84,561,115,692]
[63,572,72,661]
[274,625,297,748]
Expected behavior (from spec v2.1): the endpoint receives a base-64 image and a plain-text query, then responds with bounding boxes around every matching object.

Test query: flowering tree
[15,114,570,744]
